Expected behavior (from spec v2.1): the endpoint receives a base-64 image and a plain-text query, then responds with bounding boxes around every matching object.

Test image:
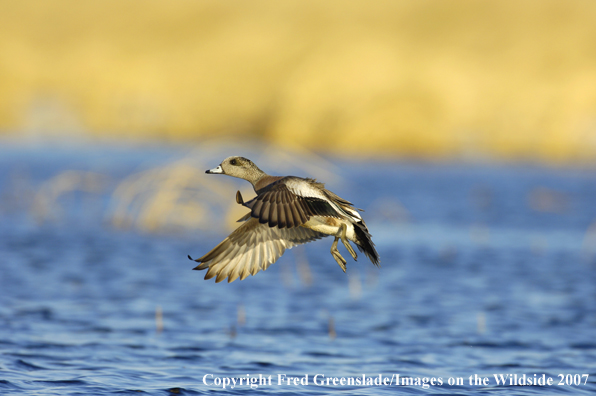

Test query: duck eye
[230,159,237,166]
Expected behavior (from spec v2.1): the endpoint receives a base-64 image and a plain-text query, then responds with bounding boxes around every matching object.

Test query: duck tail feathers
[353,221,380,266]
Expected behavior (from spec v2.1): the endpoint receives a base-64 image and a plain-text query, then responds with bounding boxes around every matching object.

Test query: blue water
[1,142,596,395]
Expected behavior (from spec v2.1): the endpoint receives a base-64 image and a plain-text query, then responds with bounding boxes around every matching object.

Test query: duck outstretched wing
[243,177,343,228]
[189,217,326,283]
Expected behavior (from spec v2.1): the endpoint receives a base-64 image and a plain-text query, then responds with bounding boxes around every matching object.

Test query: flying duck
[188,156,379,283]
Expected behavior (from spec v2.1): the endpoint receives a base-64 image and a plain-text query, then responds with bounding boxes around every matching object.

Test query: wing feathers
[243,176,364,229]
[251,199,263,215]
[244,178,348,229]
[290,203,302,225]
[193,218,326,283]
[260,201,271,224]
[269,203,278,227]
[280,204,287,228]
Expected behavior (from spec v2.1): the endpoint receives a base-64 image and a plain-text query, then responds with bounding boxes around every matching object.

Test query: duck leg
[338,223,358,261]
[331,223,358,272]
[331,233,347,273]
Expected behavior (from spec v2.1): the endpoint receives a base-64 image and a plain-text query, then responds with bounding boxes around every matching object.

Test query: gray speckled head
[206,156,267,184]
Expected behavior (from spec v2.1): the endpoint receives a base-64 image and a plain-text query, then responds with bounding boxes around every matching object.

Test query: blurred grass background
[1,0,596,163]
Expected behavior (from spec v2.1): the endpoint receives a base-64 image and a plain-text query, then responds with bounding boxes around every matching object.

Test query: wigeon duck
[188,156,379,283]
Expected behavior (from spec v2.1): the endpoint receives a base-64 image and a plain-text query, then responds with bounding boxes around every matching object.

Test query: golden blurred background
[1,0,596,163]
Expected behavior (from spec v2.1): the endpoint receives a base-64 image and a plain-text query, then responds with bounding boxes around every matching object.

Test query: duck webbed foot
[236,190,244,205]
[331,240,347,272]
[331,223,358,272]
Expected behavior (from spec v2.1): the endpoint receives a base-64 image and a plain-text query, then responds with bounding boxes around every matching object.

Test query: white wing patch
[342,206,362,221]
[285,178,328,200]
[284,178,363,222]
[284,177,350,216]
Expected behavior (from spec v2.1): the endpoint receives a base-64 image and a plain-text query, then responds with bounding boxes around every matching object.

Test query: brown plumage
[189,156,380,283]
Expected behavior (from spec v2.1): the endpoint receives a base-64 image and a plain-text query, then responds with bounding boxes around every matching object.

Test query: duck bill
[206,165,224,174]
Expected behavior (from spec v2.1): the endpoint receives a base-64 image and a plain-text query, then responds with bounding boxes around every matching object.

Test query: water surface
[1,143,595,395]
